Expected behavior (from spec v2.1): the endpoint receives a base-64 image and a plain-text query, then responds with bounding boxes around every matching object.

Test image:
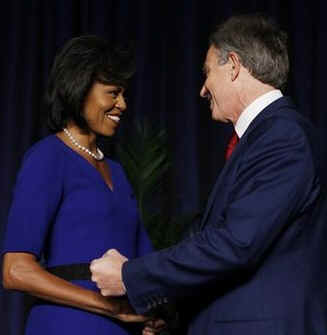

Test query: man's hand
[90,249,128,296]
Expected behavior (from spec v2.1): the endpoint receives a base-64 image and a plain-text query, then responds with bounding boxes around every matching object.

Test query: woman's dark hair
[45,35,134,132]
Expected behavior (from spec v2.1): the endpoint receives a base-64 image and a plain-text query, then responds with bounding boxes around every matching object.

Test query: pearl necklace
[63,128,104,161]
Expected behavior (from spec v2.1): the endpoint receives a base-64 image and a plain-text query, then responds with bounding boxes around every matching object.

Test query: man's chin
[211,111,222,122]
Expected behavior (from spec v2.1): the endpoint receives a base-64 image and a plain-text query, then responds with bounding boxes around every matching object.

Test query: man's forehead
[203,46,219,70]
[208,46,220,59]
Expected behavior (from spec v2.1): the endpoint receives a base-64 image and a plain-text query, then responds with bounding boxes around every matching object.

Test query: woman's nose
[116,94,127,110]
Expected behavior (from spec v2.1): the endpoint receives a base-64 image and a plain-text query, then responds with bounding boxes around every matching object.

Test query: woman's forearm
[2,252,142,321]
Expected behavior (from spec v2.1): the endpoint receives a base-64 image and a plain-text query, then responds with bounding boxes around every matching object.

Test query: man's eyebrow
[202,65,209,75]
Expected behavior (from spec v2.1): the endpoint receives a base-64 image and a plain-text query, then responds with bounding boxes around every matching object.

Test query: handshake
[90,249,166,335]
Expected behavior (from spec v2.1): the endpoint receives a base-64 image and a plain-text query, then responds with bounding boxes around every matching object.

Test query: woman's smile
[83,82,126,136]
[105,113,121,124]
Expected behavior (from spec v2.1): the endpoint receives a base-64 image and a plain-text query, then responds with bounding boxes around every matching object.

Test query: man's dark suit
[123,97,325,335]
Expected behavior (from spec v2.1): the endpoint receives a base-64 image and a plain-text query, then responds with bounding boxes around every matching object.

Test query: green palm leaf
[116,118,193,249]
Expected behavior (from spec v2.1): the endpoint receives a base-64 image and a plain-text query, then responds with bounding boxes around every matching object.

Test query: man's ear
[229,52,241,81]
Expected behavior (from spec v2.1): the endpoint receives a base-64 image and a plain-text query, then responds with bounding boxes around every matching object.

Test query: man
[90,14,326,334]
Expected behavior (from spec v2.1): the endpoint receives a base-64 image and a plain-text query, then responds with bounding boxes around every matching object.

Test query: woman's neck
[65,124,97,151]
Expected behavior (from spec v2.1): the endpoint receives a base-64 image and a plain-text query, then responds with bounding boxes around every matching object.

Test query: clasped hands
[90,249,165,334]
[90,248,127,297]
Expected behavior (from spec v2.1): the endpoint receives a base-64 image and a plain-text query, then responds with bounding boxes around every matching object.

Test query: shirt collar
[235,89,283,138]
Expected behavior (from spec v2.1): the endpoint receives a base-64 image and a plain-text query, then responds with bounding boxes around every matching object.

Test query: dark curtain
[1,1,327,334]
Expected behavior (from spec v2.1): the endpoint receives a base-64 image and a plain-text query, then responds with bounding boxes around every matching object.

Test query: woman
[2,36,162,335]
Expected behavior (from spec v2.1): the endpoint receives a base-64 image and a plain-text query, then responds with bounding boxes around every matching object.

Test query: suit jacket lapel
[200,96,295,229]
[200,137,243,228]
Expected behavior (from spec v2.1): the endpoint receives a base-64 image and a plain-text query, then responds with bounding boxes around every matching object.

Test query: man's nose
[200,85,207,98]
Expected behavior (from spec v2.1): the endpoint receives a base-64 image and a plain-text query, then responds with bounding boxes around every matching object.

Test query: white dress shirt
[235,90,283,138]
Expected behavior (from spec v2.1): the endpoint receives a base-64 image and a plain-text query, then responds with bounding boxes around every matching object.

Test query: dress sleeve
[2,143,64,259]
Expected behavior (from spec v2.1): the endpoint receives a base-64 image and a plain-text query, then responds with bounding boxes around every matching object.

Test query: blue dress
[2,135,153,335]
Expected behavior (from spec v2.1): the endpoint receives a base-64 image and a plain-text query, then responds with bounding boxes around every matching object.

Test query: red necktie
[225,132,239,160]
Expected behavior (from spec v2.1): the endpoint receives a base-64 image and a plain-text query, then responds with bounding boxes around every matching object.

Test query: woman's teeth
[106,114,120,122]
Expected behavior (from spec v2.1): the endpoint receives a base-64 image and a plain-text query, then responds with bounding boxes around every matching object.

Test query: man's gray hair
[209,14,289,89]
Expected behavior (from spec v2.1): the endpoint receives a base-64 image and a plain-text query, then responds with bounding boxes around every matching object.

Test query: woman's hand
[107,298,150,323]
[142,319,166,335]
